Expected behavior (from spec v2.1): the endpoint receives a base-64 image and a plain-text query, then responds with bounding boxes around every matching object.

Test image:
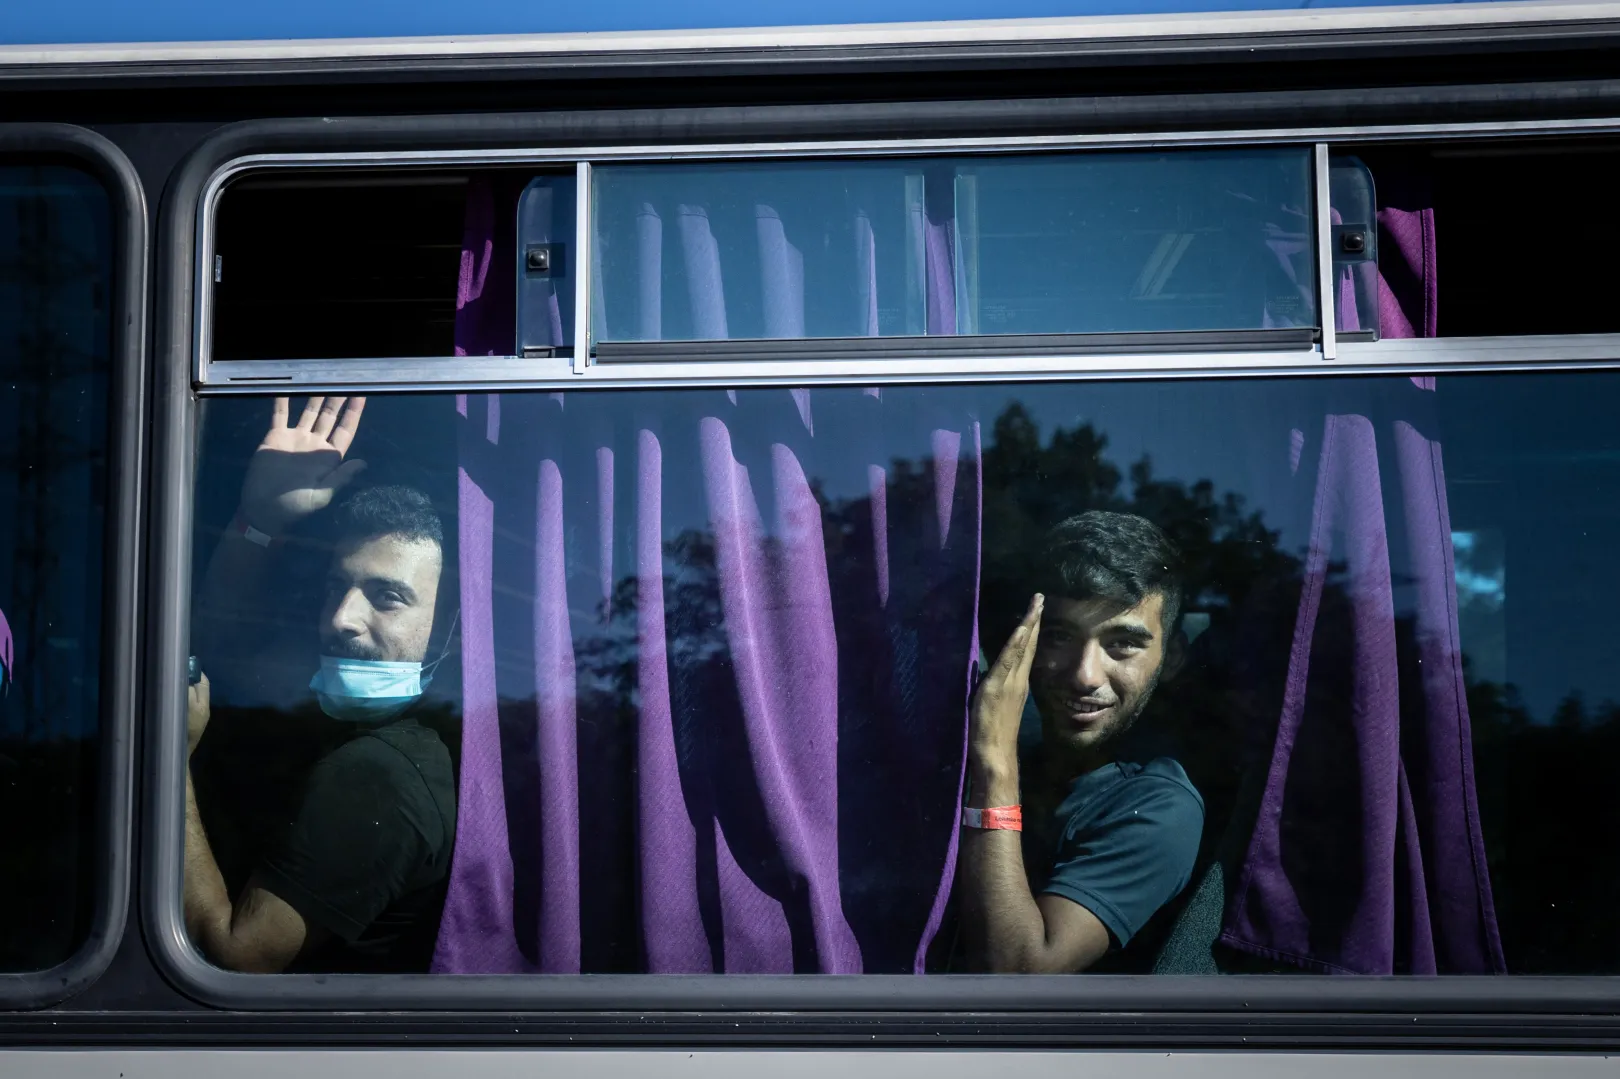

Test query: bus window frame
[152,104,1620,1011]
[195,120,1620,392]
[0,124,146,1010]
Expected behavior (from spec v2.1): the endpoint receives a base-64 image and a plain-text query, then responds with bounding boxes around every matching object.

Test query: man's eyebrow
[1103,622,1156,644]
[365,576,419,603]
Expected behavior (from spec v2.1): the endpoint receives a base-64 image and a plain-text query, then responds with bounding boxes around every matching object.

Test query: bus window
[174,140,1620,988]
[0,164,114,974]
[183,362,1617,979]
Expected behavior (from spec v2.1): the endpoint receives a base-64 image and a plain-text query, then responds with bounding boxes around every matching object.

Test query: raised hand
[969,594,1044,778]
[237,396,368,536]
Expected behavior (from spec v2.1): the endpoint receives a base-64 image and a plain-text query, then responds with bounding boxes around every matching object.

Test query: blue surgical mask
[309,657,432,723]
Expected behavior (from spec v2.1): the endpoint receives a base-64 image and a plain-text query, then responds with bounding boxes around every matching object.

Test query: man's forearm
[192,523,283,682]
[959,756,1054,972]
[183,768,234,959]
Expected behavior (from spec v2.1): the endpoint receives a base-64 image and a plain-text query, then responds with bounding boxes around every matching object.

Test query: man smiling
[959,511,1204,973]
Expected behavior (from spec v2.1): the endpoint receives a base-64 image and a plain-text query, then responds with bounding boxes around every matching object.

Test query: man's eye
[373,591,406,609]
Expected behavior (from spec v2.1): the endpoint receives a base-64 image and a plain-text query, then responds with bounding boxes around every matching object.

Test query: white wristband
[231,515,276,548]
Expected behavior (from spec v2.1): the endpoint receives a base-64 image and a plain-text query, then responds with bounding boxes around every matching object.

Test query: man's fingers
[1013,594,1045,683]
[310,396,346,439]
[992,626,1028,679]
[326,458,368,493]
[294,396,325,432]
[270,397,291,429]
[991,594,1045,683]
[328,396,367,455]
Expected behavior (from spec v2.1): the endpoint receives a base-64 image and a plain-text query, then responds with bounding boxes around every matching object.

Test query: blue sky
[2,0,1496,46]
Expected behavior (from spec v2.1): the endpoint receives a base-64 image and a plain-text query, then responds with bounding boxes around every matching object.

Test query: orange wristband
[961,805,1022,831]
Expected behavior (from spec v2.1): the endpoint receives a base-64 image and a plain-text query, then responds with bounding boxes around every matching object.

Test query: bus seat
[1151,859,1227,975]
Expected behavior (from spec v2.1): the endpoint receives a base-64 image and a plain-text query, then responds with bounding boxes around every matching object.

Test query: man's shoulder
[1065,757,1205,827]
[317,722,453,801]
[1119,758,1204,806]
[360,718,451,763]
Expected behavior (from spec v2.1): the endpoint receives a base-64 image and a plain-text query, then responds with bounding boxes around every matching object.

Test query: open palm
[239,396,368,535]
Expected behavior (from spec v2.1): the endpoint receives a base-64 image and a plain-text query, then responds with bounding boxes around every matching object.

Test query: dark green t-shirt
[1037,758,1204,952]
[194,711,456,973]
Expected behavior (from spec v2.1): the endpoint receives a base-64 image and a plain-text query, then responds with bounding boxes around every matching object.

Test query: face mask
[309,657,432,723]
[310,610,457,723]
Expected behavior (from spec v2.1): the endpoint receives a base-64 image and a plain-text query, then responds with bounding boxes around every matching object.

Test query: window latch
[525,243,563,276]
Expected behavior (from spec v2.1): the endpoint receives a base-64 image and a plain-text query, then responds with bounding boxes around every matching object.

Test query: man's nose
[1071,639,1108,692]
[328,588,369,637]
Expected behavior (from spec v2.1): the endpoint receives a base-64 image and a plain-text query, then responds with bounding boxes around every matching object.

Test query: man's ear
[1161,628,1188,683]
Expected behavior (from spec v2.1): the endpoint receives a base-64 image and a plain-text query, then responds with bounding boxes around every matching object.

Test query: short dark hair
[331,484,444,549]
[1031,511,1184,636]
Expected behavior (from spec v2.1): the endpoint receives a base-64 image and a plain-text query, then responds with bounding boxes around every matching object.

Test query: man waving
[185,396,456,974]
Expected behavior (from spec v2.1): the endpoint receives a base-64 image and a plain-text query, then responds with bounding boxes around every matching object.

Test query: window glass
[1327,154,1380,336]
[190,368,1615,977]
[590,149,1316,346]
[0,163,114,973]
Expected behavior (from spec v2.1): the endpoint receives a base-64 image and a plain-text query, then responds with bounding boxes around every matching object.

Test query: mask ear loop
[420,607,461,679]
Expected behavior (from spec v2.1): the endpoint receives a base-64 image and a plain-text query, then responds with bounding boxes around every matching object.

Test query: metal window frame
[151,99,1620,1012]
[194,118,1620,392]
[0,125,147,1010]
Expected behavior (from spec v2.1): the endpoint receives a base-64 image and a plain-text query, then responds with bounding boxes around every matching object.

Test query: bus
[3,0,1620,1073]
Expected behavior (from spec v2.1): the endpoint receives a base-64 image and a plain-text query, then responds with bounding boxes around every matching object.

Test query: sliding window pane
[590,148,1316,345]
[593,161,928,342]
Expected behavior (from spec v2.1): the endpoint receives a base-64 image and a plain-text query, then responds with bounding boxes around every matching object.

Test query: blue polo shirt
[1038,758,1205,950]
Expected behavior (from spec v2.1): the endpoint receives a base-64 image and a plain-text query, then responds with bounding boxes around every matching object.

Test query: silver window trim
[1314,142,1337,362]
[573,160,592,375]
[195,114,1620,391]
[190,336,1620,394]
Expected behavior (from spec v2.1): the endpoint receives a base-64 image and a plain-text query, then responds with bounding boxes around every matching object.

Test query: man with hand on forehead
[959,511,1204,973]
[184,396,456,974]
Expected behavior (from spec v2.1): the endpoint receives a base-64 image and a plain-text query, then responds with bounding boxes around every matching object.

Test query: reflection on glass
[591,149,1315,344]
[191,371,1620,976]
[0,165,113,973]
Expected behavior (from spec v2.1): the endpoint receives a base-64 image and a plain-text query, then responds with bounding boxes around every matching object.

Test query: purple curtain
[453,178,519,360]
[1220,184,1505,974]
[0,604,11,691]
[1374,170,1438,340]
[919,171,957,336]
[432,182,982,974]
